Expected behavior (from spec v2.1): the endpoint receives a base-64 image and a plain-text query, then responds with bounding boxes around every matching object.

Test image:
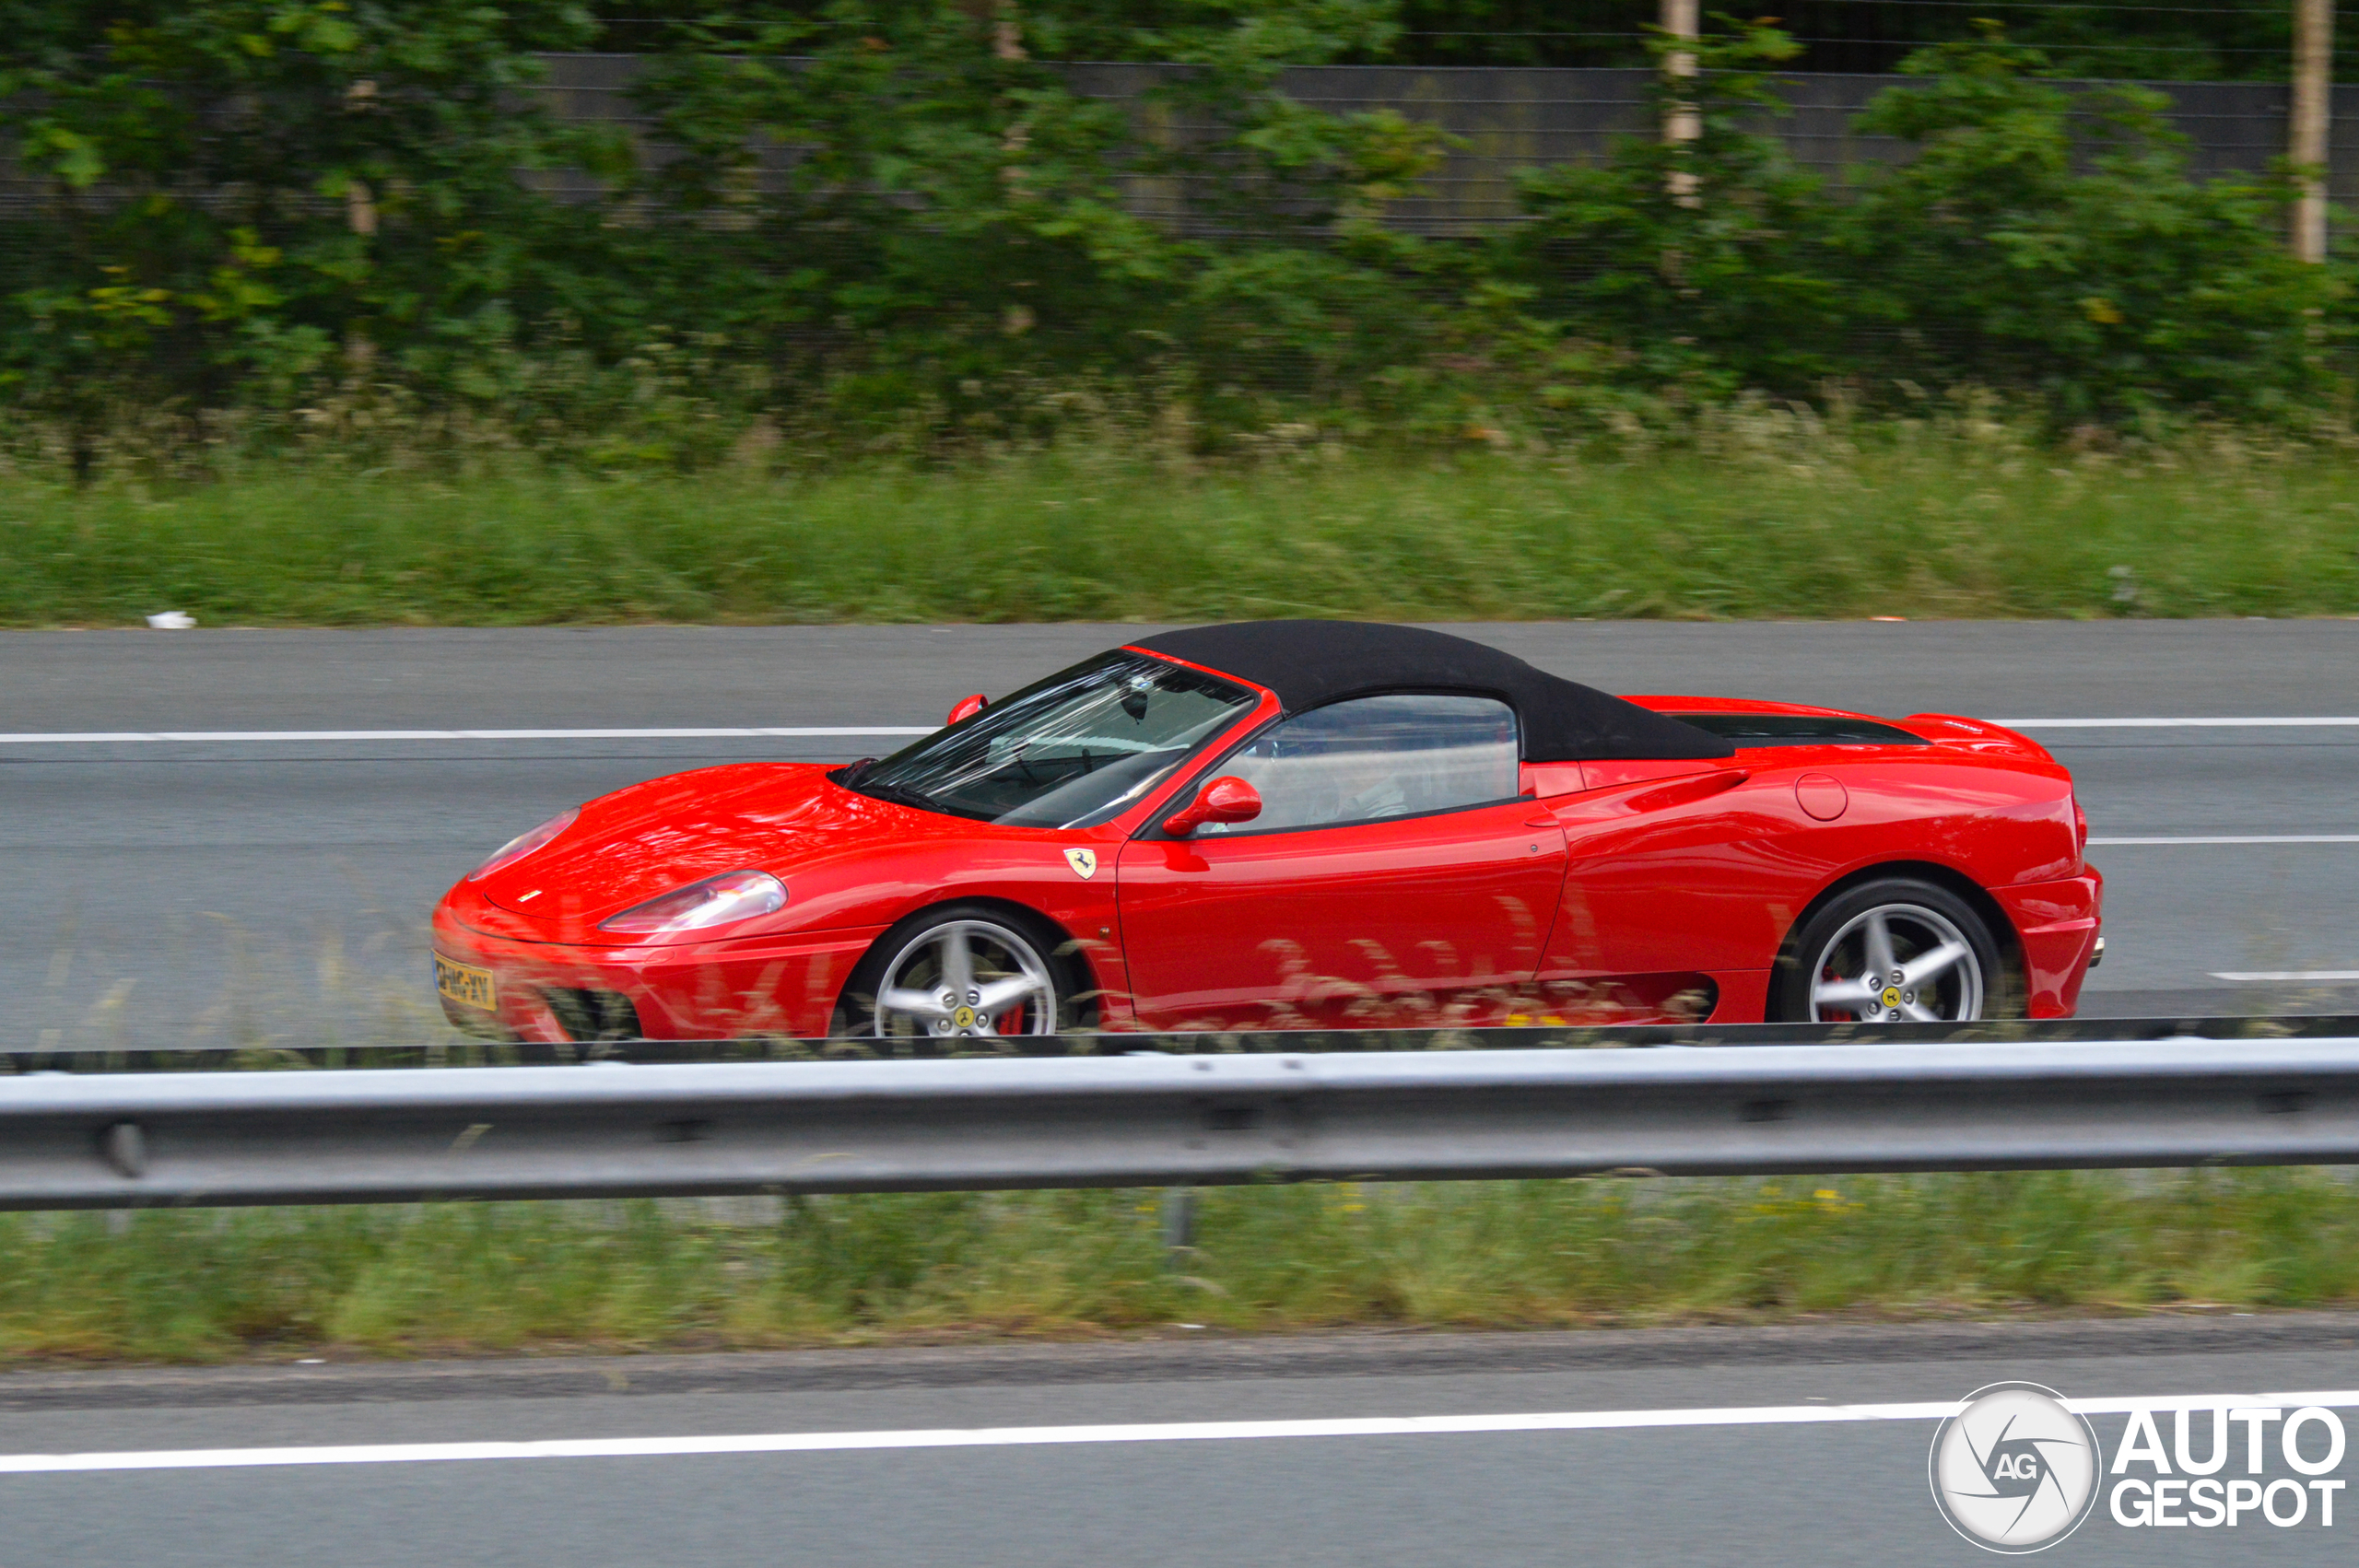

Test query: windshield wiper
[850,777,940,813]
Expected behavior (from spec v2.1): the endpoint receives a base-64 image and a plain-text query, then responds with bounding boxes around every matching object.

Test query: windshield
[847,652,1259,828]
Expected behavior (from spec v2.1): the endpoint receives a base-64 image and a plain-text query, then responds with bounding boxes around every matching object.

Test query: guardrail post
[1160,1187,1197,1264]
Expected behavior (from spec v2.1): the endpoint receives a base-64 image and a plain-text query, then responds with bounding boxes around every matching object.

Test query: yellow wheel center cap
[1882,987,1903,1009]
[952,1005,978,1029]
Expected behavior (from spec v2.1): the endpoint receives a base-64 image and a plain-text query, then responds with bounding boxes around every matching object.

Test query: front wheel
[1770,878,2007,1024]
[836,904,1081,1043]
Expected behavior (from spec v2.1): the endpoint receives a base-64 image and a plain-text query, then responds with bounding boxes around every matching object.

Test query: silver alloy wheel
[871,918,1060,1039]
[1806,902,1985,1024]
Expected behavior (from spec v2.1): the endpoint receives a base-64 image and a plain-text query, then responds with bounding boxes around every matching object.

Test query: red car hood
[469,763,939,931]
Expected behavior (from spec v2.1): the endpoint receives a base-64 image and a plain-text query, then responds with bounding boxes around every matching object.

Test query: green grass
[6,431,2359,626]
[6,1171,2357,1364]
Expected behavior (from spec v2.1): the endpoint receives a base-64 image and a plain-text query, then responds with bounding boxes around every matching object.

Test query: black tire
[1769,876,2011,1024]
[834,902,1090,1043]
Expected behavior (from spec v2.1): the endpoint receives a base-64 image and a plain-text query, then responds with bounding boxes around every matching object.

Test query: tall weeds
[6,418,2356,626]
[4,1171,2354,1363]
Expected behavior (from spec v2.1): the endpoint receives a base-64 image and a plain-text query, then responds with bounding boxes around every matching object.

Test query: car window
[851,652,1259,828]
[1198,694,1520,836]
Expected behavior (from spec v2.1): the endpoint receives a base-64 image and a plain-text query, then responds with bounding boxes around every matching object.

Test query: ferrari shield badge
[1063,847,1098,880]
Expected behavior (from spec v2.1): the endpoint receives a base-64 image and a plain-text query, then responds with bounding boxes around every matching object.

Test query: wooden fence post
[1663,0,1701,207]
[2291,0,2333,262]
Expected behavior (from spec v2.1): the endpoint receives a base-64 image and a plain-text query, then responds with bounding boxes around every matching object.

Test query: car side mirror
[1162,776,1262,838]
[945,693,988,726]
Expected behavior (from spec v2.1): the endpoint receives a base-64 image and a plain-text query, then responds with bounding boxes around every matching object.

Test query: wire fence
[584,3,2359,80]
[0,53,2340,235]
[529,53,2357,236]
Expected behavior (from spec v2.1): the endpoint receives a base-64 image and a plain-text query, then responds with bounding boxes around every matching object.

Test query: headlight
[466,807,579,882]
[598,870,787,936]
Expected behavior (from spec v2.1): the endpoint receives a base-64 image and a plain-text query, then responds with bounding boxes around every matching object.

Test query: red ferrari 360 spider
[432,621,2104,1043]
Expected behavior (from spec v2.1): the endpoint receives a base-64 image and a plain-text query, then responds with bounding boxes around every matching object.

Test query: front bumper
[1993,869,2105,1018]
[431,902,884,1043]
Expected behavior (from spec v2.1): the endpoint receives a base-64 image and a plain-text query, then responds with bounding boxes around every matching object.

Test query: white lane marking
[0,728,933,744]
[2001,717,2359,729]
[5,1389,2355,1475]
[2090,835,2359,846]
[2213,971,2359,982]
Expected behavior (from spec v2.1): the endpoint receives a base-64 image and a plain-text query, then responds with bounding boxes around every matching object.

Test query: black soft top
[1132,621,1735,763]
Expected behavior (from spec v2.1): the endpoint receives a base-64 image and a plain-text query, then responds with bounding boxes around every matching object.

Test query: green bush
[0,0,616,467]
[0,6,2348,462]
[1841,36,2343,419]
[619,0,1464,441]
[1502,28,2346,425]
[1503,21,1852,397]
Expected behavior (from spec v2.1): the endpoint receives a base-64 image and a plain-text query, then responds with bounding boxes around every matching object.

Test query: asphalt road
[6,620,2357,1047]
[4,1318,2358,1566]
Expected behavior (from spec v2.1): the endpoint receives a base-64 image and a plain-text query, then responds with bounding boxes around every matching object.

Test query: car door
[1115,695,1568,1028]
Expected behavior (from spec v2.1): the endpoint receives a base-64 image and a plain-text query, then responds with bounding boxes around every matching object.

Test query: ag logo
[1930,1382,2103,1552]
[1063,847,1097,880]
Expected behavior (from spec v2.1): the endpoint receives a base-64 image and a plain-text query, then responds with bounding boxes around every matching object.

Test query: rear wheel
[1770,878,2005,1024]
[837,904,1080,1042]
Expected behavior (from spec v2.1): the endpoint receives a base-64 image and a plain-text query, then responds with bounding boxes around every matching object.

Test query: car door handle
[1523,813,1557,829]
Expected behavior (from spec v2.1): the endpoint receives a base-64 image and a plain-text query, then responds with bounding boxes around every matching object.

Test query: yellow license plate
[434,954,497,1011]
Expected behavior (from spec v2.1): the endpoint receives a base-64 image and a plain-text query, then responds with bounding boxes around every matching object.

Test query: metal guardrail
[9,1013,2354,1073]
[5,1036,2359,1210]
